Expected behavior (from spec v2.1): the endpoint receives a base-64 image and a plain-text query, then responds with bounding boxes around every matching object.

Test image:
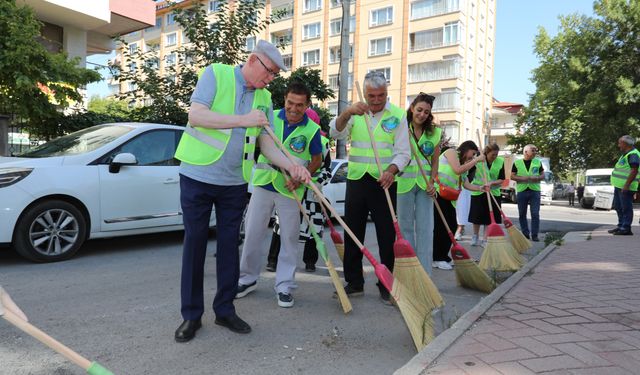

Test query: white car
[322,159,347,216]
[0,123,215,262]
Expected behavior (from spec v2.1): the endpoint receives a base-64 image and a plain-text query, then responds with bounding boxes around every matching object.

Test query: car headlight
[0,167,33,188]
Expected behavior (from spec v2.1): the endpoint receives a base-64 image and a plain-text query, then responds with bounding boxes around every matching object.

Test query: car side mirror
[109,152,138,173]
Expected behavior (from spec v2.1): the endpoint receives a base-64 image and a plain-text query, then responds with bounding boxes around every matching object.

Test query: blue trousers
[517,190,540,238]
[613,187,635,231]
[179,174,248,320]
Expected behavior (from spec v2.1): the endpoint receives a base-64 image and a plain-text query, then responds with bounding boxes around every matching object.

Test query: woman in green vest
[468,143,505,247]
[433,140,487,270]
[397,93,441,275]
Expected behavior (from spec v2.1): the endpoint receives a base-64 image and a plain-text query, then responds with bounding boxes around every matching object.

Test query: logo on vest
[420,141,435,156]
[289,135,308,153]
[619,159,626,166]
[381,116,399,133]
[532,167,539,174]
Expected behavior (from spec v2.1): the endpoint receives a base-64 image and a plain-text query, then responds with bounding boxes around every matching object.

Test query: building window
[410,0,460,20]
[146,58,159,69]
[145,41,160,52]
[407,56,461,83]
[155,17,162,29]
[367,67,391,83]
[209,0,221,12]
[409,23,462,51]
[303,22,321,40]
[330,0,354,7]
[328,102,338,116]
[165,52,177,66]
[369,37,392,56]
[166,13,176,26]
[165,33,177,47]
[272,3,294,19]
[271,29,293,46]
[440,120,460,145]
[330,19,341,36]
[329,74,339,90]
[370,6,393,27]
[245,36,256,52]
[129,62,137,72]
[328,45,353,63]
[282,54,292,70]
[128,82,137,92]
[303,0,322,13]
[302,49,320,66]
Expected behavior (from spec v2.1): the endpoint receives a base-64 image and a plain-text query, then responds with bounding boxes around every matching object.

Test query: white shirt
[329,102,411,171]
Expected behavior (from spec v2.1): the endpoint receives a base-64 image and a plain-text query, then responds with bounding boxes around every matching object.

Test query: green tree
[509,0,640,173]
[0,0,101,138]
[112,0,279,125]
[88,95,131,118]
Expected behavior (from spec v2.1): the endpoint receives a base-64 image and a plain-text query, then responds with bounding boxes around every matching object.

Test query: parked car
[0,123,215,263]
[322,159,347,217]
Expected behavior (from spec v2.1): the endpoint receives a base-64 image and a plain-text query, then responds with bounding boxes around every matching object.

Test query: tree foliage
[0,0,101,135]
[111,0,278,125]
[508,0,640,173]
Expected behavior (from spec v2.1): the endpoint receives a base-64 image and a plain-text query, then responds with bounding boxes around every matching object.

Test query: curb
[394,240,562,375]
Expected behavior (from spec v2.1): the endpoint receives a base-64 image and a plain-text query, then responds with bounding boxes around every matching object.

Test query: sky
[87,0,597,106]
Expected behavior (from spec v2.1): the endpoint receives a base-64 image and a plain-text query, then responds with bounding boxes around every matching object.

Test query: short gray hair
[620,135,636,145]
[363,71,388,90]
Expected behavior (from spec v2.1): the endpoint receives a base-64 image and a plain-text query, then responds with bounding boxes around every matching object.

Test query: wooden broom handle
[2,310,92,370]
[263,126,366,250]
[406,126,456,235]
[354,82,398,222]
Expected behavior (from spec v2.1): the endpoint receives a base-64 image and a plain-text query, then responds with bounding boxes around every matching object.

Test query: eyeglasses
[255,55,278,77]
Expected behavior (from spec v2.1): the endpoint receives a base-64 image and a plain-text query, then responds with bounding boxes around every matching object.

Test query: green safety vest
[397,127,442,194]
[610,148,640,191]
[252,109,320,199]
[471,156,504,197]
[514,158,542,192]
[347,103,406,180]
[174,63,271,183]
[435,151,463,193]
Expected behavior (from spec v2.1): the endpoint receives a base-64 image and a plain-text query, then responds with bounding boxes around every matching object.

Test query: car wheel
[14,200,87,262]
[580,198,592,209]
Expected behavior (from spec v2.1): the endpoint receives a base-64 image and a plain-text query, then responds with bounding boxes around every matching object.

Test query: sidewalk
[406,227,640,374]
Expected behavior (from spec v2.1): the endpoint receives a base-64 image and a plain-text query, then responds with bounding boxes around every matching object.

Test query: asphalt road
[0,202,626,374]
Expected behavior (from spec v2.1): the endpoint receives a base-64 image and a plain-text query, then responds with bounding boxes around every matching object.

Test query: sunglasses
[417,92,436,102]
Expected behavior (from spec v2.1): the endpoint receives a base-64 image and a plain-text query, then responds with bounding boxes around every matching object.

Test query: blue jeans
[613,187,635,231]
[516,190,540,238]
[397,186,435,275]
[179,174,248,320]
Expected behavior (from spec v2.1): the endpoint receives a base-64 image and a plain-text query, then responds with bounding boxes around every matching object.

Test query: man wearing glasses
[511,144,544,242]
[173,40,310,342]
[330,71,410,303]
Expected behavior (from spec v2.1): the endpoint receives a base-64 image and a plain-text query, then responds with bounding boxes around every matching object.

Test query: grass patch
[544,231,565,247]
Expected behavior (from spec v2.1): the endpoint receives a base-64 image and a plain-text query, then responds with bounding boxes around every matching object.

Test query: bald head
[523,144,538,160]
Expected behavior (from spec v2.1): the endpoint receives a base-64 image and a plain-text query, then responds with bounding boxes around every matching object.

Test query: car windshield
[586,175,610,186]
[17,125,133,158]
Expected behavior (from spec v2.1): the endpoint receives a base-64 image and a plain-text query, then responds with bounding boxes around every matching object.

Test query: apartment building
[489,100,524,153]
[117,0,495,144]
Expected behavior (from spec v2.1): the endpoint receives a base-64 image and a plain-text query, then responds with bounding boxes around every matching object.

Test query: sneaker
[277,292,294,308]
[608,228,621,234]
[523,233,530,240]
[334,283,364,298]
[305,264,316,272]
[613,230,633,236]
[471,234,479,246]
[378,287,393,306]
[480,239,487,248]
[266,262,277,272]
[454,232,462,241]
[434,261,453,270]
[235,281,257,299]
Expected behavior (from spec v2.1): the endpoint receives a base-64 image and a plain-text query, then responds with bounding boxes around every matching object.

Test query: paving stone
[553,343,612,366]
[476,348,537,364]
[509,337,563,357]
[520,355,586,372]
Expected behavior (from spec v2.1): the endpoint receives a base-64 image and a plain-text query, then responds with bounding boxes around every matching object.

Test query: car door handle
[163,178,179,184]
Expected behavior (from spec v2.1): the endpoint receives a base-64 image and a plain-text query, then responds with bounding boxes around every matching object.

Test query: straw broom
[489,193,531,253]
[0,287,114,375]
[410,135,495,294]
[317,196,345,262]
[355,82,442,311]
[280,171,352,314]
[476,132,523,272]
[263,125,433,351]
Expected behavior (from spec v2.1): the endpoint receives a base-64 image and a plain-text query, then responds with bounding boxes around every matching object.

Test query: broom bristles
[391,280,435,351]
[334,242,345,262]
[479,236,524,272]
[453,259,496,293]
[504,220,532,253]
[312,232,352,314]
[393,257,444,310]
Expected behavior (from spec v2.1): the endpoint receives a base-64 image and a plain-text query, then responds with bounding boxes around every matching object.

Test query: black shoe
[174,319,201,342]
[334,283,363,298]
[305,264,316,272]
[235,281,257,299]
[531,236,540,242]
[608,228,621,234]
[277,292,294,308]
[215,313,251,334]
[377,283,394,306]
[613,230,633,236]
[266,262,277,272]
[523,233,530,239]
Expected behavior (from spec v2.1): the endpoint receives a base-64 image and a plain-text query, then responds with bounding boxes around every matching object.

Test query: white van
[581,168,614,208]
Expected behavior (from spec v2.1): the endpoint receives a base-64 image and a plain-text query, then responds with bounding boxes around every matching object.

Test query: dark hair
[483,143,500,156]
[406,93,435,134]
[285,81,311,102]
[457,140,479,161]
